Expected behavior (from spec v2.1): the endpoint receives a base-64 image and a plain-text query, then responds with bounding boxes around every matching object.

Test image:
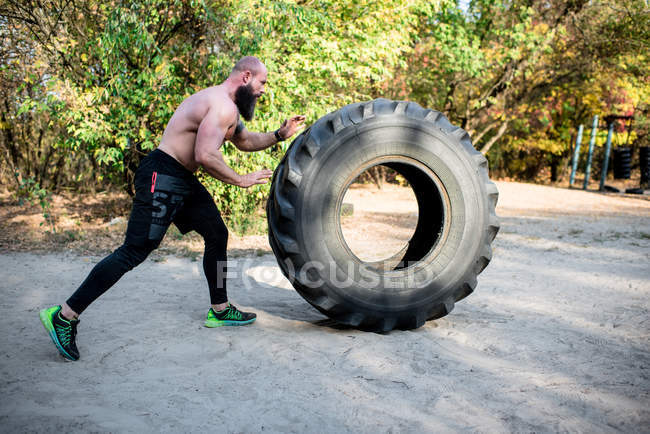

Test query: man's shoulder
[200,87,238,122]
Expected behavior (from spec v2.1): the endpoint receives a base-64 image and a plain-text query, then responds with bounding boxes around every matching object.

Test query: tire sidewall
[292,115,488,314]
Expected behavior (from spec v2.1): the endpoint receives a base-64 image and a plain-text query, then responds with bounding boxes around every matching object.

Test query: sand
[1,181,649,433]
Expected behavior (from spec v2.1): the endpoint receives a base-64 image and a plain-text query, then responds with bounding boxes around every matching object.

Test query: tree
[390,0,649,180]
[1,0,440,231]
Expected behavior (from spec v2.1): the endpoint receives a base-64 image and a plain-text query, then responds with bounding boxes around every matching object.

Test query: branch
[480,121,509,155]
[473,121,498,144]
[443,80,457,113]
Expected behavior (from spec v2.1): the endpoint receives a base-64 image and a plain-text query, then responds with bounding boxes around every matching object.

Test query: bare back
[158,86,240,172]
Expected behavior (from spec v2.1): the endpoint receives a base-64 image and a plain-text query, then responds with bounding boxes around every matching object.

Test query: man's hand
[238,169,273,188]
[277,115,306,141]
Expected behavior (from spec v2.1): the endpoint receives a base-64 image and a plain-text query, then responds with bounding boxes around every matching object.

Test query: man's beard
[234,83,258,121]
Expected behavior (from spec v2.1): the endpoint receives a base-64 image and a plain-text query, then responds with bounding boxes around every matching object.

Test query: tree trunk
[480,121,509,155]
[50,154,66,189]
[369,166,385,190]
[0,102,21,187]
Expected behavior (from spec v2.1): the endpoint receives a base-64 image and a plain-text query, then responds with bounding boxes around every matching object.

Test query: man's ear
[242,70,251,84]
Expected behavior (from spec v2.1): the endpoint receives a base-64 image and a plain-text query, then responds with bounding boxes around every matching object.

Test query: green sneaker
[204,304,256,327]
[39,305,80,361]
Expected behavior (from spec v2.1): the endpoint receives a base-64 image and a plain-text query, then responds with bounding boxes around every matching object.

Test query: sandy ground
[1,181,649,433]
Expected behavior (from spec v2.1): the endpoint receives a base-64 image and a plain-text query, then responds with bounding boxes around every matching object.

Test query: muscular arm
[194,108,271,187]
[232,115,306,152]
[231,125,278,152]
[194,108,243,185]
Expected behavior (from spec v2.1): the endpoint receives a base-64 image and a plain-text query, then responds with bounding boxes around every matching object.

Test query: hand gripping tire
[267,99,499,332]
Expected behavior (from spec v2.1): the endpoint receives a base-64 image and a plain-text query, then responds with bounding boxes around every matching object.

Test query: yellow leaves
[155,62,166,74]
[582,92,600,111]
[117,136,129,150]
[535,138,565,155]
[511,137,564,155]
[0,121,10,130]
[81,54,88,62]
[535,22,549,34]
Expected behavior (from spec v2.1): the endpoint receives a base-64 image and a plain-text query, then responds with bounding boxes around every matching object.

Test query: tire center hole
[339,164,419,265]
[338,160,448,270]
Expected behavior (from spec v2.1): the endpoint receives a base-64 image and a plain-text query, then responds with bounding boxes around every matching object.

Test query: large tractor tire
[266,99,499,332]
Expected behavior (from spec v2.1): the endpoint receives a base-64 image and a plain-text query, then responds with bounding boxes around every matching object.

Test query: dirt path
[1,181,649,432]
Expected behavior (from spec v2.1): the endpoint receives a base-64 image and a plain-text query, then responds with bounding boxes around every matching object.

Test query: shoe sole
[39,308,78,361]
[204,318,256,328]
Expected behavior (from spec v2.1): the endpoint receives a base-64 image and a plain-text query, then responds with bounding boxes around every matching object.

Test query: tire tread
[267,99,500,331]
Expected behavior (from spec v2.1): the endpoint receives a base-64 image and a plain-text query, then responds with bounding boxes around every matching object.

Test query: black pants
[66,149,229,314]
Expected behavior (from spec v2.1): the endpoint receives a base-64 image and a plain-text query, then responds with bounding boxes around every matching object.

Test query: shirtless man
[39,56,306,361]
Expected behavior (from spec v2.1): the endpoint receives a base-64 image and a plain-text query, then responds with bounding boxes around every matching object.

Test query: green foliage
[393,0,649,181]
[1,0,438,232]
[55,0,207,186]
[1,0,649,233]
[15,174,56,233]
[190,0,439,230]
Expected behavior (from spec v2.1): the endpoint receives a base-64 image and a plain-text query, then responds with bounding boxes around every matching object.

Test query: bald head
[229,56,268,121]
[230,56,266,78]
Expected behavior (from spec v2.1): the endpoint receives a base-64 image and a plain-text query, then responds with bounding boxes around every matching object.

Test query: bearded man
[39,56,306,361]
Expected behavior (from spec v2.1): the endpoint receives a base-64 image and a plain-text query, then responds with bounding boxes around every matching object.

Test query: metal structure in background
[599,122,615,191]
[599,114,635,191]
[640,147,650,188]
[613,147,632,179]
[569,124,584,187]
[572,114,636,191]
[583,115,599,190]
